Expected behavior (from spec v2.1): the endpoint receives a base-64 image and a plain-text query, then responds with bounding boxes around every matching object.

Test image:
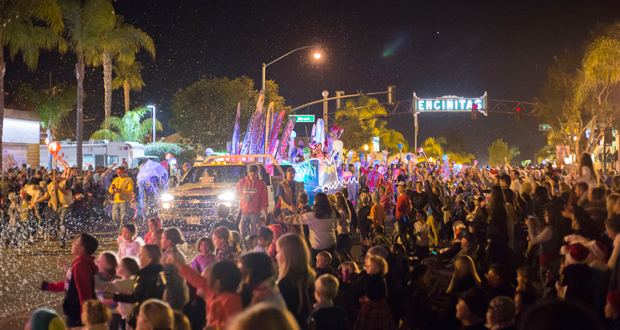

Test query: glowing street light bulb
[364,144,369,151]
[314,53,321,59]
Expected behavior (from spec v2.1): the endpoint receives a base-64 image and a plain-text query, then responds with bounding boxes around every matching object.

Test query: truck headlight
[218,191,235,201]
[162,202,172,209]
[161,193,174,202]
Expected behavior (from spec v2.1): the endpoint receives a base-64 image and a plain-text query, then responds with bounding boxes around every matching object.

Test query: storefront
[2,109,41,170]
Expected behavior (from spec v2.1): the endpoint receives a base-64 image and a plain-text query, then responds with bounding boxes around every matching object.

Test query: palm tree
[422,137,446,160]
[379,129,409,156]
[22,84,77,168]
[60,0,115,170]
[90,106,162,142]
[112,61,146,113]
[0,0,65,166]
[86,14,154,119]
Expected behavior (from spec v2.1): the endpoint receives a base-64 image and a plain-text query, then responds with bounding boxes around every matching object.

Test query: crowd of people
[18,152,620,330]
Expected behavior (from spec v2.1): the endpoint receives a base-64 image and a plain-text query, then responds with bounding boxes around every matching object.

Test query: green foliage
[445,130,469,155]
[145,142,197,166]
[380,129,409,155]
[488,139,520,166]
[422,137,446,160]
[112,61,145,91]
[522,160,532,167]
[169,77,289,149]
[1,0,66,70]
[21,84,77,130]
[90,107,162,142]
[334,96,389,151]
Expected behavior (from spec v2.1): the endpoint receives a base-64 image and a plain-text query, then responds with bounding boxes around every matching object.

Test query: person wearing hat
[277,167,298,216]
[25,308,66,330]
[235,165,269,239]
[456,287,489,330]
[486,296,516,330]
[108,166,134,234]
[557,242,594,306]
[456,231,478,261]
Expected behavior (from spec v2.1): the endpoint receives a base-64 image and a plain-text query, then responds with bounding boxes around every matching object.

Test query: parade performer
[276,167,298,215]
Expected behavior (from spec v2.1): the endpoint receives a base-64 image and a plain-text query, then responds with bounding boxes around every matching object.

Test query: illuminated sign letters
[413,92,488,112]
[290,115,315,123]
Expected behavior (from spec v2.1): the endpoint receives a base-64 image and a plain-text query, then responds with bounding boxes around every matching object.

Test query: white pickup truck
[160,154,284,228]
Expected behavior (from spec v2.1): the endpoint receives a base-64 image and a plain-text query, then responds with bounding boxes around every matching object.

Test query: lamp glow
[314,53,321,59]
[364,144,369,151]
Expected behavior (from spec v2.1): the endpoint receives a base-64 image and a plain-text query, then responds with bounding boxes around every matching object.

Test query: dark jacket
[311,305,349,330]
[357,205,372,239]
[44,254,98,327]
[113,263,165,304]
[488,281,515,300]
[346,199,358,230]
[278,276,313,330]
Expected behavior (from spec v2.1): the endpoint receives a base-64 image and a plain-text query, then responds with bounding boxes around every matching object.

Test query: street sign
[290,114,315,123]
[539,124,552,131]
[413,92,488,112]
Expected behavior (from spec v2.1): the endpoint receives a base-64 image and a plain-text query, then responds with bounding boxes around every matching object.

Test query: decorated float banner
[413,92,488,112]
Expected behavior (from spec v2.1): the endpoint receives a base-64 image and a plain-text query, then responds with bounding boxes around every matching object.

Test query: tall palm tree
[86,14,154,120]
[422,137,446,160]
[90,106,161,142]
[60,0,115,170]
[0,0,65,166]
[112,61,145,113]
[22,84,77,168]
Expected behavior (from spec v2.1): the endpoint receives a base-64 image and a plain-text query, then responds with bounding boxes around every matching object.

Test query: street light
[364,144,369,151]
[261,45,322,91]
[146,105,156,143]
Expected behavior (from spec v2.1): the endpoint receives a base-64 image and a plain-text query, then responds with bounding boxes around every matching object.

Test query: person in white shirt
[254,227,274,254]
[118,224,142,260]
[510,169,522,194]
[414,210,430,260]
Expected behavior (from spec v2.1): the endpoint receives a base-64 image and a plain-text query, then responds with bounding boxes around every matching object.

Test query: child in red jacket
[164,254,243,328]
[41,233,99,328]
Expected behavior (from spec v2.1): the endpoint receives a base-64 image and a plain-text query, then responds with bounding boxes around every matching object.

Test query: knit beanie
[609,290,620,314]
[488,296,516,323]
[30,309,66,330]
[561,242,589,265]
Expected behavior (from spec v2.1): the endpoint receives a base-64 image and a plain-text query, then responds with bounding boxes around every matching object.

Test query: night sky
[5,0,620,164]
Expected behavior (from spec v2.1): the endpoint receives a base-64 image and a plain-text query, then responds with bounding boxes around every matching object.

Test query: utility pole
[322,90,329,132]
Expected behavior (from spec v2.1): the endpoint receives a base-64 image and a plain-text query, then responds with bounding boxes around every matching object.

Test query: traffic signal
[516,107,522,121]
[471,103,479,119]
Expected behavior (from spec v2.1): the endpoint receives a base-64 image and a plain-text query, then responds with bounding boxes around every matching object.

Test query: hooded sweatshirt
[44,254,98,325]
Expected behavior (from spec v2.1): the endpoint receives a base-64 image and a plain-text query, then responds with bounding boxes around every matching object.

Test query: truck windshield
[182,165,247,184]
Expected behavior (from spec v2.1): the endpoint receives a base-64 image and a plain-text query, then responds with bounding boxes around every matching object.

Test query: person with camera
[109,167,134,234]
[236,165,269,240]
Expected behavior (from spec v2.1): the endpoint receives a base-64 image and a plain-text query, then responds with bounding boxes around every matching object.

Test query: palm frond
[90,129,122,142]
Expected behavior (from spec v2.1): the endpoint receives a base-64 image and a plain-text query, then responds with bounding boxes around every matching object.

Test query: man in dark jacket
[41,233,99,327]
[485,264,515,300]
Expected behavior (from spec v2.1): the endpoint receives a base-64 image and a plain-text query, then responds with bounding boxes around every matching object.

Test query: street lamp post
[261,45,321,151]
[147,105,156,143]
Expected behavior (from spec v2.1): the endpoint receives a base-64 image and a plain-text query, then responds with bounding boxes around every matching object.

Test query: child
[144,217,162,244]
[299,193,312,213]
[254,226,274,254]
[414,210,430,260]
[118,224,141,260]
[516,266,537,294]
[108,257,140,330]
[190,236,216,274]
[247,234,259,251]
[311,274,349,330]
[93,251,118,316]
[370,225,392,250]
[81,299,112,330]
[153,228,164,248]
[354,255,395,330]
[41,233,100,328]
[5,192,22,248]
[316,251,338,278]
[169,256,243,328]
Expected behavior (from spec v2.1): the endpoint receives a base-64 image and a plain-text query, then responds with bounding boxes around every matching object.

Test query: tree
[86,14,154,119]
[145,142,197,166]
[112,61,145,113]
[334,96,388,151]
[22,84,77,168]
[60,0,116,170]
[488,138,520,166]
[169,77,289,149]
[0,0,65,167]
[421,137,446,160]
[90,106,162,142]
[380,129,409,156]
[445,130,469,155]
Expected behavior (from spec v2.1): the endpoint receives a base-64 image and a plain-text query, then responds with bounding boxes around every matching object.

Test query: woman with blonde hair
[276,233,315,330]
[136,299,173,330]
[81,299,112,330]
[608,194,620,220]
[228,302,301,330]
[447,255,482,294]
